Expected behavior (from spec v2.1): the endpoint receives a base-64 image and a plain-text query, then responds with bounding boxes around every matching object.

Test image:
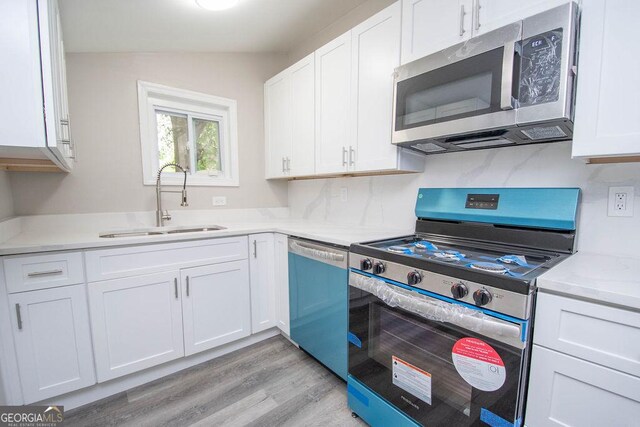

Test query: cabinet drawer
[526,345,640,427]
[534,292,640,377]
[85,236,248,282]
[4,251,84,293]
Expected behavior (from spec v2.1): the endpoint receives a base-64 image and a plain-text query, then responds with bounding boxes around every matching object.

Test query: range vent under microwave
[404,121,573,156]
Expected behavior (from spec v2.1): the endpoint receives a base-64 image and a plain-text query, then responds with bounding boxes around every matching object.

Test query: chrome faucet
[156,163,188,227]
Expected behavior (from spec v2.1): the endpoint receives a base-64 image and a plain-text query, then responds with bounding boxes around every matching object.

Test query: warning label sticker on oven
[392,356,432,405]
[452,337,506,392]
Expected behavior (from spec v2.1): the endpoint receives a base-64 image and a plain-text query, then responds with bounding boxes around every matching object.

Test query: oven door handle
[350,272,525,349]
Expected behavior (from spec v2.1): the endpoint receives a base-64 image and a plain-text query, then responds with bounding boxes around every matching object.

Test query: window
[138,81,239,186]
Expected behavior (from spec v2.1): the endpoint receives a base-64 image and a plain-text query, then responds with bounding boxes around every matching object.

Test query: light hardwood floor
[65,335,365,427]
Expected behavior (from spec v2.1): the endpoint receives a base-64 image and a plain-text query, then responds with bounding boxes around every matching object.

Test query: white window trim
[137,80,239,187]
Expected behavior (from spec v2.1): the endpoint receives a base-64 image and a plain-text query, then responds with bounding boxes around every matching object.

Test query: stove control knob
[451,282,468,299]
[407,271,423,285]
[473,289,492,306]
[360,258,373,271]
[373,262,386,275]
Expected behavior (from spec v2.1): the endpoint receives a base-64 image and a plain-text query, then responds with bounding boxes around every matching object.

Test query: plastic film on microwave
[349,273,522,345]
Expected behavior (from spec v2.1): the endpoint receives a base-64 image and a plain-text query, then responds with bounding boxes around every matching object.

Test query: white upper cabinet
[289,55,316,177]
[400,0,568,64]
[264,53,315,179]
[572,0,640,160]
[9,285,96,403]
[264,71,291,179]
[474,0,567,36]
[315,31,352,175]
[351,2,403,172]
[401,0,472,64]
[0,0,74,171]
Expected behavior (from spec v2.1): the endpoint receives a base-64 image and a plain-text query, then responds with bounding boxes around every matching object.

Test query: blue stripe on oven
[350,269,528,342]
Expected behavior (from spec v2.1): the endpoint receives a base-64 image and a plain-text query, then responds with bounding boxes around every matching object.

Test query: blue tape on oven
[350,269,529,343]
[480,408,517,427]
[348,332,362,348]
[347,382,369,407]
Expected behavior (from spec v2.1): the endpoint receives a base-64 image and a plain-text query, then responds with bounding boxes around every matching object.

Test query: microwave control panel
[519,28,563,106]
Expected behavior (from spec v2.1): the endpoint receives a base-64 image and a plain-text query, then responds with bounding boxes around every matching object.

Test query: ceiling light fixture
[195,0,239,11]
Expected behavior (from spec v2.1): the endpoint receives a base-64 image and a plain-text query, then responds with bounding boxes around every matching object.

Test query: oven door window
[349,286,525,426]
[395,47,506,131]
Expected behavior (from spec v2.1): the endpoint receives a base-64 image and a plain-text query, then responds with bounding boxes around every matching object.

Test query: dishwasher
[288,237,348,381]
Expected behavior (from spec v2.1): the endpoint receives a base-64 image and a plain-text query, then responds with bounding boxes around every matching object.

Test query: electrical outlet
[340,187,348,202]
[608,186,634,217]
[212,196,227,206]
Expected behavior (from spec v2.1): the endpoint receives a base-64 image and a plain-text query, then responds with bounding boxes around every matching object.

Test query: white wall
[288,142,640,257]
[0,171,14,220]
[8,52,289,215]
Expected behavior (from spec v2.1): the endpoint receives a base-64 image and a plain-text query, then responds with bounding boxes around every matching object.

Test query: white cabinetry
[265,71,291,178]
[265,53,315,179]
[315,32,353,175]
[274,234,290,335]
[400,0,567,64]
[248,234,277,333]
[0,0,74,171]
[401,0,472,64]
[474,0,566,36]
[526,292,640,426]
[351,2,423,173]
[181,261,251,356]
[572,0,640,160]
[526,347,640,426]
[88,272,185,382]
[9,284,95,403]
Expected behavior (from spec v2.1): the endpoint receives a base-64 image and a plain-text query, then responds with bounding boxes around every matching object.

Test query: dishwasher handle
[288,239,347,268]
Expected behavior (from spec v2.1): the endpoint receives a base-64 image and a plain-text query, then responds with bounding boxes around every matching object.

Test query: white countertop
[0,212,412,256]
[537,252,640,310]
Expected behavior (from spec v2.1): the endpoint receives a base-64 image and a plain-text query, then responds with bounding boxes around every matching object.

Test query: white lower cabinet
[88,271,185,382]
[248,233,277,333]
[526,346,640,426]
[526,292,640,426]
[181,261,251,356]
[274,233,290,335]
[9,284,95,403]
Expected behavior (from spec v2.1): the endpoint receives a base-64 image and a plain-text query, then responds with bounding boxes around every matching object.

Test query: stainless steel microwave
[392,2,579,155]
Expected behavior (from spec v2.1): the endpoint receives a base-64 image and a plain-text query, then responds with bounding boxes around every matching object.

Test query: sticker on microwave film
[451,337,506,392]
[392,356,432,405]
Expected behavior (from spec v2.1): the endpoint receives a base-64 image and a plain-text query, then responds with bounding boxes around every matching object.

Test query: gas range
[349,188,580,320]
[347,188,580,427]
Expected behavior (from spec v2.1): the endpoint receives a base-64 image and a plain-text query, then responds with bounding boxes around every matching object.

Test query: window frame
[137,80,239,187]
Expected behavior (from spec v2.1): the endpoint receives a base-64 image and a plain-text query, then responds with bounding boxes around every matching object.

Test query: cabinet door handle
[349,146,356,167]
[186,276,190,297]
[342,147,348,167]
[174,278,178,299]
[253,240,258,258]
[474,0,481,31]
[282,157,286,173]
[15,304,22,330]
[27,269,63,278]
[459,4,466,36]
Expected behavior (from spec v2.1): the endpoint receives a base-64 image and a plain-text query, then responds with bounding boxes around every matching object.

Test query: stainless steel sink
[99,225,226,238]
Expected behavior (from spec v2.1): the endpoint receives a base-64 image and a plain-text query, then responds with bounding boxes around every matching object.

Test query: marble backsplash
[288,141,640,257]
